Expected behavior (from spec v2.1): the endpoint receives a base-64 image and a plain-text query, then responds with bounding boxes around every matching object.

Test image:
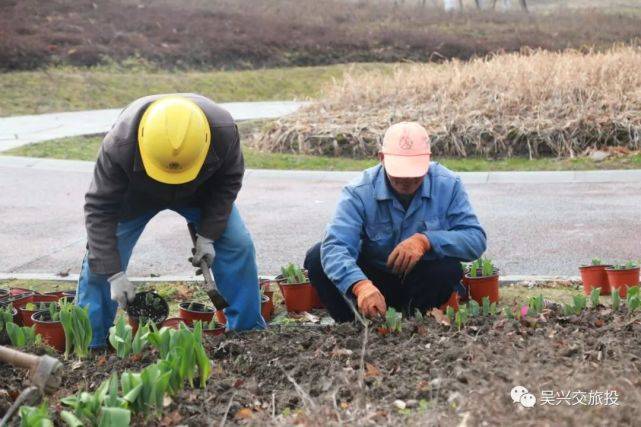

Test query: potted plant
[277,263,314,313]
[465,257,499,304]
[179,302,215,325]
[17,295,60,327]
[261,293,274,322]
[31,303,65,352]
[161,318,188,330]
[201,318,225,337]
[606,261,640,298]
[126,291,169,334]
[579,258,612,295]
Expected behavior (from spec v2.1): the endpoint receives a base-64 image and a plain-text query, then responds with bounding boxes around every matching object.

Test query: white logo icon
[511,386,537,408]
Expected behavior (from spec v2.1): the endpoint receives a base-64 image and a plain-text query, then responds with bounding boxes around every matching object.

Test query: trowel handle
[0,346,40,370]
[187,223,216,287]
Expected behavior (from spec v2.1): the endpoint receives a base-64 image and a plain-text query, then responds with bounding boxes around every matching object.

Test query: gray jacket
[84,93,243,275]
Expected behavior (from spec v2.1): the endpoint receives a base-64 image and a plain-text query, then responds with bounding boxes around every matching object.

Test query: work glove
[108,271,136,309]
[352,280,387,318]
[386,233,431,276]
[189,234,215,271]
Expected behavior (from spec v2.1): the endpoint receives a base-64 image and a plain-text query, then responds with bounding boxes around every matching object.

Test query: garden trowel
[187,223,229,310]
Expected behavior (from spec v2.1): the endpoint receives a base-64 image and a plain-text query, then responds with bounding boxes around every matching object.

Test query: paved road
[1,156,640,278]
[0,101,308,151]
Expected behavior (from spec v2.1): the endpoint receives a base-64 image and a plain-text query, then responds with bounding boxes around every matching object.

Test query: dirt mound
[2,0,641,71]
[254,47,641,159]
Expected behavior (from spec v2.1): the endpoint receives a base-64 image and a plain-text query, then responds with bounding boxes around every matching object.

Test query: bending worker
[304,122,487,320]
[79,94,265,348]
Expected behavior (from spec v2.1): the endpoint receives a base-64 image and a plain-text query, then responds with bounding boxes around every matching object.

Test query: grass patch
[0,63,391,116]
[5,133,641,172]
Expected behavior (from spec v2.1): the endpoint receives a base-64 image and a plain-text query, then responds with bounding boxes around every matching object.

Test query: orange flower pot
[278,282,314,313]
[606,267,640,298]
[16,295,60,327]
[161,317,187,330]
[261,294,274,321]
[203,326,225,337]
[439,291,460,312]
[215,309,227,326]
[32,311,65,352]
[178,302,215,325]
[466,274,499,304]
[579,265,612,295]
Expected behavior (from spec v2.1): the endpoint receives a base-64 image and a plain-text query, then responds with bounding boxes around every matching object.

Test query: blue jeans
[77,204,266,348]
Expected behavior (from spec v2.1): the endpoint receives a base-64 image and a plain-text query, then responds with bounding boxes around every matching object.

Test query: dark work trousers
[304,242,463,322]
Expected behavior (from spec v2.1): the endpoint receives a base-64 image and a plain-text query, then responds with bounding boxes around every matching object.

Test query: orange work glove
[386,233,431,275]
[352,280,387,318]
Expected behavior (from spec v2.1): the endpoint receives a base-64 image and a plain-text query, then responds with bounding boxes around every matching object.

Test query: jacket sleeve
[84,141,129,276]
[320,186,368,294]
[423,177,487,262]
[197,125,244,240]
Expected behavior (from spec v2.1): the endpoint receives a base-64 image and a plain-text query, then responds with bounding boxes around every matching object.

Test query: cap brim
[384,155,430,178]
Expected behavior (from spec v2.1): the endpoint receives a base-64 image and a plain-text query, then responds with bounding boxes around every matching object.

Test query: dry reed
[253,47,641,158]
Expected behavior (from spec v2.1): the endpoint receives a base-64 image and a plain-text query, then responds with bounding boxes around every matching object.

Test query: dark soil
[2,0,641,71]
[127,292,169,325]
[2,305,640,425]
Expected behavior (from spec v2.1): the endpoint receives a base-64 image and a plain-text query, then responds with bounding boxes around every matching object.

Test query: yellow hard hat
[138,96,211,184]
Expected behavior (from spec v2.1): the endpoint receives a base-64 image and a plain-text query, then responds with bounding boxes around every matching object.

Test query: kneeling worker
[79,94,265,348]
[304,122,487,320]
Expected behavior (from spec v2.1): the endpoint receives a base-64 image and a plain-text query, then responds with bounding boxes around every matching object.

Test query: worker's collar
[374,164,432,201]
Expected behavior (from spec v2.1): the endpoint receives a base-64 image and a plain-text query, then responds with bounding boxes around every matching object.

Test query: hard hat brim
[139,143,207,184]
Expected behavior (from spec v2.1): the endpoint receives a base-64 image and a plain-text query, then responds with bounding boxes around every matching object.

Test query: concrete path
[0,101,307,151]
[1,155,640,278]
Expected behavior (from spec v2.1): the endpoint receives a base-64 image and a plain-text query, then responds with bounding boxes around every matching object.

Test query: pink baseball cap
[381,122,431,178]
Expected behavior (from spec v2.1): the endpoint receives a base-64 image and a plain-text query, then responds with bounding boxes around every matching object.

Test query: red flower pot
[261,294,274,322]
[203,326,225,337]
[606,267,640,298]
[10,288,32,297]
[215,310,227,326]
[32,311,65,352]
[466,274,499,304]
[178,302,215,325]
[17,295,60,327]
[278,282,314,313]
[580,265,612,295]
[161,317,187,330]
[439,291,460,312]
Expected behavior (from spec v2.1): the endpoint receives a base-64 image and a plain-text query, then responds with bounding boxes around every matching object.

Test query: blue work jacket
[320,163,487,294]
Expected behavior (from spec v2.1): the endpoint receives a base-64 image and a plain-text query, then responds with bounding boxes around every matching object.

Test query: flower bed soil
[2,303,640,425]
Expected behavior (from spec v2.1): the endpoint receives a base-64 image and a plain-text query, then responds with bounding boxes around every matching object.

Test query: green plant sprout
[612,290,621,311]
[59,300,92,359]
[563,294,587,316]
[109,314,133,358]
[384,307,402,333]
[611,261,638,270]
[468,257,495,278]
[0,304,14,333]
[61,372,132,426]
[468,300,480,316]
[626,286,641,313]
[590,288,601,308]
[19,404,53,427]
[527,295,544,316]
[414,308,423,321]
[591,258,603,266]
[454,305,469,330]
[445,306,455,323]
[280,263,307,284]
[6,323,41,349]
[482,297,490,316]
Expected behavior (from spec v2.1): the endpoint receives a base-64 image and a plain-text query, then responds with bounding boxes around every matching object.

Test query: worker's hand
[190,234,215,268]
[386,233,430,275]
[108,272,136,308]
[352,280,387,318]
